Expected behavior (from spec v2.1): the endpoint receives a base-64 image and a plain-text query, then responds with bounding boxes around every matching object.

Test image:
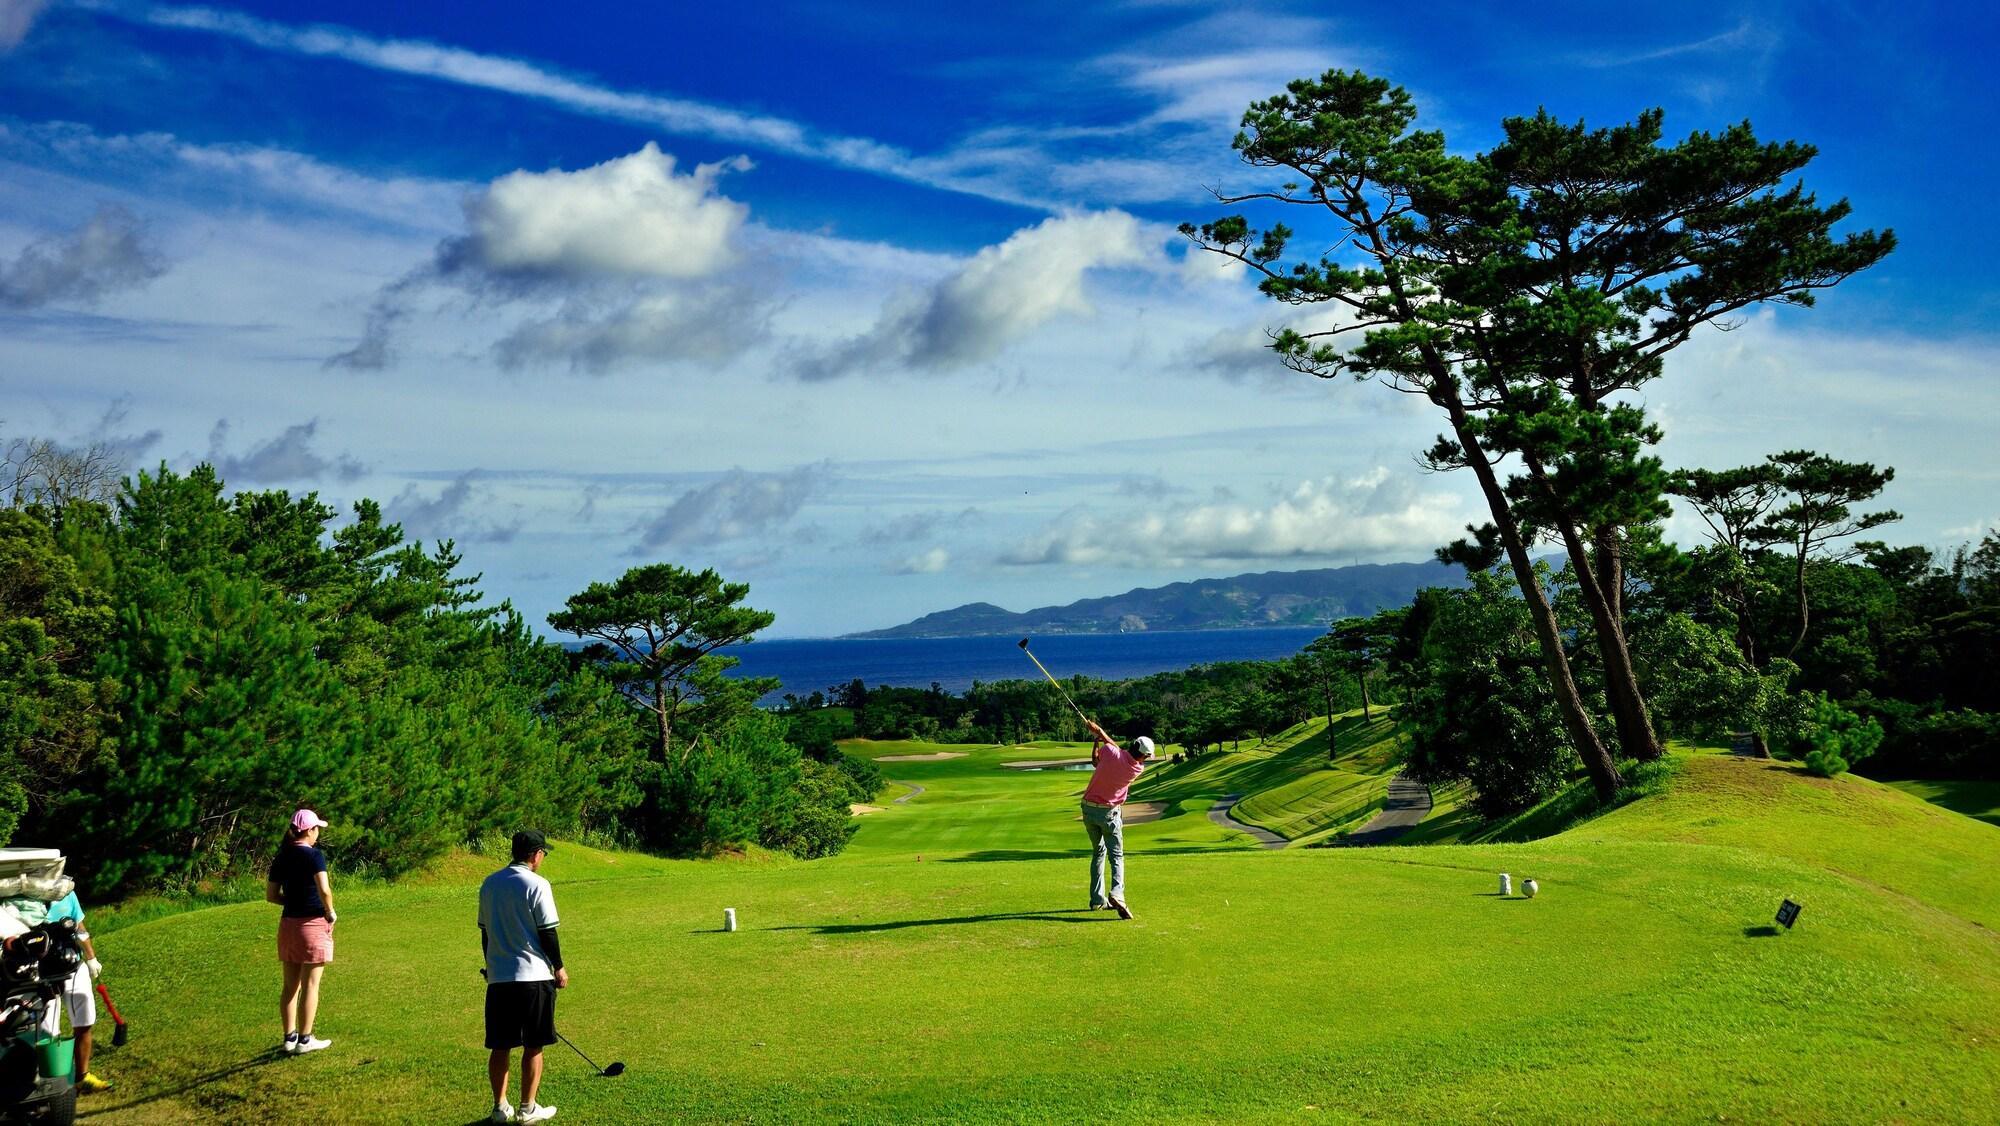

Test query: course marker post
[1775,899,1802,929]
[723,907,738,932]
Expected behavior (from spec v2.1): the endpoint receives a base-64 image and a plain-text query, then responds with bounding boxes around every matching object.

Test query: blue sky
[3,0,1994,636]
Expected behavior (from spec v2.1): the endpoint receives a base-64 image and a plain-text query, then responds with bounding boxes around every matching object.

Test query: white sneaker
[518,1103,557,1123]
[281,1033,301,1054]
[294,1035,332,1054]
[489,1102,514,1124]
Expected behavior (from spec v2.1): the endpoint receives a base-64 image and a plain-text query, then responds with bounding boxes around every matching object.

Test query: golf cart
[0,849,86,1126]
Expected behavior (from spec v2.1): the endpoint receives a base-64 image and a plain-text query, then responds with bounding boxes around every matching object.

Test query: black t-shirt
[269,843,328,918]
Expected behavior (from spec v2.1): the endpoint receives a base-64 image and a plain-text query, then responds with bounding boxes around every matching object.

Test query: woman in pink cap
[266,808,337,1054]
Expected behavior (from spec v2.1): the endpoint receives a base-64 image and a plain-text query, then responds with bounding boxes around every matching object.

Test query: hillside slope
[74,747,2000,1123]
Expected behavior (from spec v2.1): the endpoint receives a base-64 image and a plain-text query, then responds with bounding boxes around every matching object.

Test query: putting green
[78,743,2000,1123]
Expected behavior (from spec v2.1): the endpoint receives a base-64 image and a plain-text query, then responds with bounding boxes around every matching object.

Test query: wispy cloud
[1578,19,1760,67]
[389,471,523,544]
[631,464,831,551]
[0,0,47,51]
[117,3,1063,210]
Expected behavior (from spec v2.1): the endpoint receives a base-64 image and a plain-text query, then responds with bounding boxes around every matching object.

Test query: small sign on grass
[1775,898,1803,929]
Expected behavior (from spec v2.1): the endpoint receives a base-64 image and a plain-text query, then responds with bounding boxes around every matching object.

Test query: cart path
[1339,770,1433,847]
[893,782,925,803]
[1207,794,1288,849]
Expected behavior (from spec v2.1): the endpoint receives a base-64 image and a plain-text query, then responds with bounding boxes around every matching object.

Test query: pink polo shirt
[1082,740,1145,807]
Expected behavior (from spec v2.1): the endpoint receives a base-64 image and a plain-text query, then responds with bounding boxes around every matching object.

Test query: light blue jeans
[1082,803,1124,906]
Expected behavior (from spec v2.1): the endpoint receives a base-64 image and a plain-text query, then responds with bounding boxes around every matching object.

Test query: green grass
[74,740,2000,1123]
[1131,710,1409,843]
[1882,778,2000,827]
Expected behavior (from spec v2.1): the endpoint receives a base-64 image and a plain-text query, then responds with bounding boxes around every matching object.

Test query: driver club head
[1016,637,1030,649]
[600,1062,626,1077]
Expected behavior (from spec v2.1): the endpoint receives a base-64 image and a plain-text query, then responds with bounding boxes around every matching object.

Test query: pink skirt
[278,916,334,964]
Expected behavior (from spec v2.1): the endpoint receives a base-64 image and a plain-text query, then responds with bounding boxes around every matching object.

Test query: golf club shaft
[554,1029,608,1074]
[1019,644,1090,724]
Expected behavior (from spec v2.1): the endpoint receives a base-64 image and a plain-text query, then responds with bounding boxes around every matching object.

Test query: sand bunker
[1071,801,1168,824]
[1002,758,1092,770]
[849,804,885,816]
[875,751,969,762]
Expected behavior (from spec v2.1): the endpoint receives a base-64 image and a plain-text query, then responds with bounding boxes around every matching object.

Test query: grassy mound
[75,746,1999,1123]
[1133,711,1409,843]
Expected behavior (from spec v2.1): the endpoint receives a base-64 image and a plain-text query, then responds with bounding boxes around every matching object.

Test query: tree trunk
[1560,518,1663,762]
[1359,672,1373,722]
[1592,526,1623,630]
[654,680,674,763]
[1521,457,1663,765]
[1448,405,1624,800]
[1787,547,1810,658]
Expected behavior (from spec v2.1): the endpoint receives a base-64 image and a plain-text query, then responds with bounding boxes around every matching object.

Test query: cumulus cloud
[631,463,829,551]
[892,547,950,575]
[0,0,47,51]
[329,143,755,370]
[437,144,749,285]
[207,419,367,485]
[1001,468,1465,566]
[0,206,168,309]
[804,211,1155,379]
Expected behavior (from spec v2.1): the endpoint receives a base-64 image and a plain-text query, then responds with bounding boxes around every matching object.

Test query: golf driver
[554,1029,624,1077]
[94,983,129,1046]
[1017,638,1090,724]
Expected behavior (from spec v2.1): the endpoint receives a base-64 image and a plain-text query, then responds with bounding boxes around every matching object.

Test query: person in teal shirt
[42,891,109,1093]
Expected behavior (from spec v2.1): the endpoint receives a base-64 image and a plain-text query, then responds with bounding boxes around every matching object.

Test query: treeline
[0,452,876,898]
[782,649,1369,753]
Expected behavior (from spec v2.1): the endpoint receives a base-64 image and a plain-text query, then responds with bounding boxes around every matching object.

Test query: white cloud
[0,205,168,308]
[440,144,749,283]
[0,0,46,51]
[1002,468,1466,566]
[892,547,950,575]
[806,210,1156,378]
[632,464,829,551]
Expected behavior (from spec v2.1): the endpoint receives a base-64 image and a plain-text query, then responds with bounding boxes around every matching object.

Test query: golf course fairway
[80,739,2000,1123]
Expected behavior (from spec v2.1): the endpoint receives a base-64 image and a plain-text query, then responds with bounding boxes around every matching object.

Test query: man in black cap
[478,830,565,1124]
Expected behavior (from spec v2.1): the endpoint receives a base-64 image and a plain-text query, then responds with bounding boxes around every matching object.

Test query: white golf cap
[1132,736,1156,758]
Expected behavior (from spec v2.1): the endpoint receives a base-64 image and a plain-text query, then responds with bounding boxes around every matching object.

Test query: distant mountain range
[844,560,1467,639]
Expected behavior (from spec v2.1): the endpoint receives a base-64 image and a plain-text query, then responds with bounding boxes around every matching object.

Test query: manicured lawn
[76,746,2000,1123]
[1882,777,2000,827]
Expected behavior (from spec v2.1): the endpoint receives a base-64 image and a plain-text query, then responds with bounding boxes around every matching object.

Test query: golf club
[94,982,129,1047]
[1017,638,1090,724]
[554,1029,625,1077]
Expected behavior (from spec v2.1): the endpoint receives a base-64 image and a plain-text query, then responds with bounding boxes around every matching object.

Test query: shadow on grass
[1742,925,1782,938]
[767,909,1117,934]
[78,1048,289,1119]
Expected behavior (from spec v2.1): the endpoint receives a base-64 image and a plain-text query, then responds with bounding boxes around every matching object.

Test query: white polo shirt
[478,862,560,984]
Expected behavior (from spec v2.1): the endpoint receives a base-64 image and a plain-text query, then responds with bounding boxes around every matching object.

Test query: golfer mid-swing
[1081,718,1153,919]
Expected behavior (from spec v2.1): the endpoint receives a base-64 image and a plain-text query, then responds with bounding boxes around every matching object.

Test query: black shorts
[485,981,557,1050]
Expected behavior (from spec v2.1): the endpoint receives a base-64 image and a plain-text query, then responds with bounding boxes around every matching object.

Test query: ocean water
[720,626,1327,703]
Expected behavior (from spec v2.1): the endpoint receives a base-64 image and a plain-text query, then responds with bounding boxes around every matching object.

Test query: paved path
[1207,794,1288,849]
[893,782,925,804]
[1339,770,1433,847]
